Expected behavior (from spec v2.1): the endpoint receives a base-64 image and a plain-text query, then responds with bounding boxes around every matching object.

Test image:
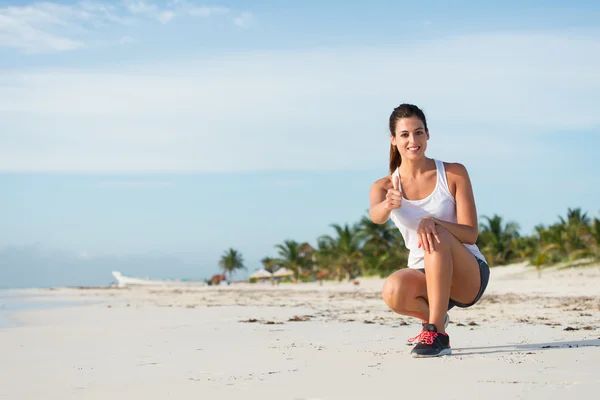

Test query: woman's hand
[417,216,441,253]
[384,175,402,211]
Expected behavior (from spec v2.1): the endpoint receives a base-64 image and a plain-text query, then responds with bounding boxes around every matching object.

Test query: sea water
[0,289,80,328]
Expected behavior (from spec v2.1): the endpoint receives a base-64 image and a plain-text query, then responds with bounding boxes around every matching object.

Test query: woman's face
[391,116,429,160]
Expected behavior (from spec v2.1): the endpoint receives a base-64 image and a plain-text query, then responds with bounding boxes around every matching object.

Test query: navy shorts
[417,255,490,311]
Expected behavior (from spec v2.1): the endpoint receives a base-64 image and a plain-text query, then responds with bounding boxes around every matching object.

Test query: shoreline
[5,262,600,329]
[0,289,99,329]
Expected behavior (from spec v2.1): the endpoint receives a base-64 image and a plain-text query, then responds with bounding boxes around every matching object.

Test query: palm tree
[298,242,317,276]
[318,223,365,281]
[313,236,336,280]
[536,223,564,252]
[274,239,311,281]
[477,214,520,265]
[218,248,246,282]
[257,206,598,284]
[358,215,395,254]
[260,256,278,274]
[530,243,560,278]
[559,208,592,258]
[590,217,600,259]
[381,228,410,275]
[359,252,391,277]
[532,208,594,264]
[510,235,538,261]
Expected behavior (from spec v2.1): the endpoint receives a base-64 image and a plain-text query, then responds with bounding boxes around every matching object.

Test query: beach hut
[249,269,273,280]
[272,267,294,280]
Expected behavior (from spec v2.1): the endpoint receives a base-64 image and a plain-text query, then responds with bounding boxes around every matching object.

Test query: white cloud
[0,3,90,53]
[0,31,598,173]
[124,0,158,15]
[164,0,229,16]
[0,1,128,53]
[158,10,176,24]
[0,22,83,53]
[0,1,248,53]
[187,6,230,17]
[234,11,252,28]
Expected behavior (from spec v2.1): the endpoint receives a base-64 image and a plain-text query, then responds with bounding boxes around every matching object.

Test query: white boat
[111,271,206,288]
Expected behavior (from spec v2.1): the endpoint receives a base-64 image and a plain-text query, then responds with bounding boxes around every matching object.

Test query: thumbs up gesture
[385,175,402,210]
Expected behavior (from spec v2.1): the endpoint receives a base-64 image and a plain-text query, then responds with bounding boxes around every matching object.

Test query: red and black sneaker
[408,323,451,358]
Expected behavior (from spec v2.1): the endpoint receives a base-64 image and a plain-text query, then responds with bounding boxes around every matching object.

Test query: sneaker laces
[408,330,438,345]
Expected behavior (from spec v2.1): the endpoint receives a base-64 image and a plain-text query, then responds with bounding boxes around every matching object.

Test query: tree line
[218,207,600,281]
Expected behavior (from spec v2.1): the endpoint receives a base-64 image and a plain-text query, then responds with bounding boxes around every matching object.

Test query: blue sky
[1,0,599,288]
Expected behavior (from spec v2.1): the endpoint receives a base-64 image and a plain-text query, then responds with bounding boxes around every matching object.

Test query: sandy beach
[1,262,599,400]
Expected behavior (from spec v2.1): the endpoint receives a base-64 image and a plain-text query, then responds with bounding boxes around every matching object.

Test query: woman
[368,103,490,358]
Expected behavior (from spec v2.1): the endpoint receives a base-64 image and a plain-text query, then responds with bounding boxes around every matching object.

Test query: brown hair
[388,103,428,174]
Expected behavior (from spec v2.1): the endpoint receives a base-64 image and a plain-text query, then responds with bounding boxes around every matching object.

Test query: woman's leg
[382,225,481,332]
[423,225,481,333]
[381,269,429,321]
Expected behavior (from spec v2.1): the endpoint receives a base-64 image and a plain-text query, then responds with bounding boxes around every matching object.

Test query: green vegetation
[218,247,246,281]
[221,207,599,281]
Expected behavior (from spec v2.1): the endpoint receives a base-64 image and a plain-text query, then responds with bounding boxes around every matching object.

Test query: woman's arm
[369,176,401,224]
[431,163,479,245]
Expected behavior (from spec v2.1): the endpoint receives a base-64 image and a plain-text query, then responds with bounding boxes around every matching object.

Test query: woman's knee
[425,224,453,254]
[381,271,420,312]
[381,274,400,306]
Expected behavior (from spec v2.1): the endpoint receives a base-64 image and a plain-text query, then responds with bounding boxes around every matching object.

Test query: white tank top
[389,159,487,268]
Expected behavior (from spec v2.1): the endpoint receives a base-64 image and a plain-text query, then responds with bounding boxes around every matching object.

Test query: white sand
[1,263,599,399]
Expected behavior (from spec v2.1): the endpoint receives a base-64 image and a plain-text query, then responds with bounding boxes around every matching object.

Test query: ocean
[0,289,80,328]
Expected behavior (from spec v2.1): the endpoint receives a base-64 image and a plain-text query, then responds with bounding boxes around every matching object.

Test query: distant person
[369,103,490,358]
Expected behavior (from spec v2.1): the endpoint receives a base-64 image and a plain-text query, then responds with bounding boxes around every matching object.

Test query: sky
[1,0,599,288]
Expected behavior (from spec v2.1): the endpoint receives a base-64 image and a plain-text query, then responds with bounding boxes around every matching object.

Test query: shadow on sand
[454,339,600,356]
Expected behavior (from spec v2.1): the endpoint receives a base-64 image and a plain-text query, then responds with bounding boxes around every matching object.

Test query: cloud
[158,10,176,24]
[234,12,253,28]
[0,3,91,53]
[124,0,158,15]
[0,1,247,53]
[0,31,598,173]
[187,6,230,17]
